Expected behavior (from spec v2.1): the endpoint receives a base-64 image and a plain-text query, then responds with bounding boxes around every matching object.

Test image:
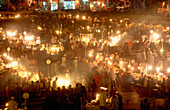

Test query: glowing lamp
[11,61,18,67]
[117,31,120,34]
[82,37,86,41]
[98,30,100,32]
[82,16,86,20]
[131,67,134,70]
[167,68,170,73]
[76,15,79,18]
[3,53,7,57]
[7,56,10,59]
[23,31,27,35]
[89,53,92,57]
[160,49,163,53]
[100,87,107,90]
[37,26,42,30]
[102,3,104,7]
[108,61,112,65]
[9,58,13,61]
[153,33,159,39]
[6,103,8,107]
[57,79,70,87]
[128,65,131,68]
[156,67,160,71]
[25,35,34,41]
[120,61,123,64]
[90,4,93,8]
[150,30,154,33]
[15,14,20,18]
[148,65,152,70]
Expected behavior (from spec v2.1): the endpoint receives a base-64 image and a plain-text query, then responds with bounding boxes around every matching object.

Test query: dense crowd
[0,11,170,110]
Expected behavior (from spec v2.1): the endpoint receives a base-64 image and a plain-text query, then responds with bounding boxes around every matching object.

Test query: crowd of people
[0,11,170,110]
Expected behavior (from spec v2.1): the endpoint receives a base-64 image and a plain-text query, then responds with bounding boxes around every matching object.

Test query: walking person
[110,93,118,110]
[99,89,106,110]
[92,79,98,100]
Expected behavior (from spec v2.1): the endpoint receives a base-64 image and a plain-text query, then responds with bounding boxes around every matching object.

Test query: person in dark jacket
[92,79,97,100]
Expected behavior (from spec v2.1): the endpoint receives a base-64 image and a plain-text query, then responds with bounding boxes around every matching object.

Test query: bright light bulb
[156,67,160,71]
[117,31,120,34]
[150,30,154,33]
[120,61,123,64]
[108,61,112,65]
[148,65,152,70]
[82,16,86,20]
[98,30,100,32]
[23,31,27,35]
[128,65,131,68]
[167,68,170,73]
[9,58,13,61]
[131,67,134,70]
[6,103,8,107]
[3,53,7,57]
[153,33,159,39]
[89,53,92,57]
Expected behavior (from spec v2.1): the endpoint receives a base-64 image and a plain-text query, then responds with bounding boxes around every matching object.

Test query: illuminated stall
[51,1,58,10]
[90,0,106,12]
[64,0,75,9]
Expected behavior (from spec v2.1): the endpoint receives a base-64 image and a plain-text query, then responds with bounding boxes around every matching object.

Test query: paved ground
[86,88,143,110]
[119,88,141,110]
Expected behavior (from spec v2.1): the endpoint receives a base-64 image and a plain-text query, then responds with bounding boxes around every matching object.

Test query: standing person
[150,78,155,89]
[143,75,148,94]
[117,93,123,110]
[99,89,106,110]
[81,84,87,110]
[161,78,166,97]
[6,82,12,100]
[7,96,18,110]
[73,57,78,72]
[110,93,118,110]
[109,68,116,88]
[140,98,150,110]
[147,77,151,96]
[165,76,170,95]
[74,83,81,110]
[92,79,97,100]
[52,77,58,91]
